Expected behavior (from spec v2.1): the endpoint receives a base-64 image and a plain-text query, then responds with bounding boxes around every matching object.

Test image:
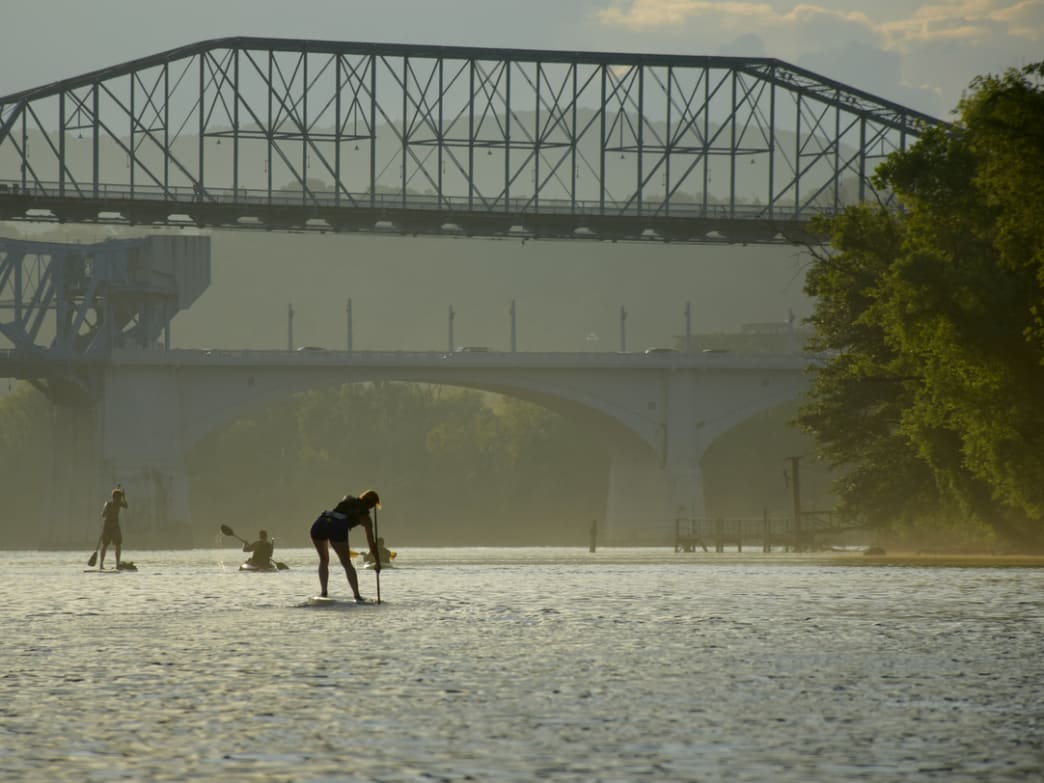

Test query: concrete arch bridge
[87,347,812,546]
[0,233,814,547]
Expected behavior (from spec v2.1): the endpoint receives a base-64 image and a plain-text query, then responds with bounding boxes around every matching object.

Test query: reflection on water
[2,548,1042,782]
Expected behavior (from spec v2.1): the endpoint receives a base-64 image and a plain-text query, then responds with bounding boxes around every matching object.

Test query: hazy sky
[3,0,1042,119]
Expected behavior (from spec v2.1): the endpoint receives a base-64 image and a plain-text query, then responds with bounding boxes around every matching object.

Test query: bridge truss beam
[0,38,946,243]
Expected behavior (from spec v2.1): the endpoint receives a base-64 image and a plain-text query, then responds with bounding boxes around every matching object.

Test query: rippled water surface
[1,548,1042,782]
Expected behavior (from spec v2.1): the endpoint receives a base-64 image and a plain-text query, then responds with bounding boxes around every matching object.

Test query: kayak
[238,561,287,572]
[361,560,393,570]
[358,555,396,570]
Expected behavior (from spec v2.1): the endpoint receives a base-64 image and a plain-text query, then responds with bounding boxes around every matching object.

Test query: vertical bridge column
[603,446,705,545]
[601,368,712,544]
[98,364,193,547]
[46,403,103,546]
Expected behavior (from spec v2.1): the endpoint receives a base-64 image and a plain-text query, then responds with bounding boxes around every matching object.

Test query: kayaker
[309,489,382,600]
[98,486,128,570]
[362,537,393,566]
[242,530,275,568]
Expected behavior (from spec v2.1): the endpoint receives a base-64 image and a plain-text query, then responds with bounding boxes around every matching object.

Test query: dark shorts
[310,512,352,543]
[101,525,122,547]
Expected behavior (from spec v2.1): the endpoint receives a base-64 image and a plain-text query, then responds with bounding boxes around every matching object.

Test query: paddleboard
[83,568,122,573]
[305,596,373,606]
[307,595,338,606]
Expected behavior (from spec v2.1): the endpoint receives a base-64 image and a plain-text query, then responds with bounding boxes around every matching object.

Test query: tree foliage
[185,382,611,545]
[0,385,54,547]
[799,63,1044,550]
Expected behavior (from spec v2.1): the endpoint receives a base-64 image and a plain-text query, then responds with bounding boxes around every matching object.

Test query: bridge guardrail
[0,179,831,223]
[104,347,819,370]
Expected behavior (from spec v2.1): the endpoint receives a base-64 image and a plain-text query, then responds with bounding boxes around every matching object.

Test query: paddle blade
[87,551,97,567]
[220,524,235,537]
[275,561,290,571]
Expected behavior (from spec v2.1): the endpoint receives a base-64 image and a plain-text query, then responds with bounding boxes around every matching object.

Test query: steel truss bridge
[0,38,944,243]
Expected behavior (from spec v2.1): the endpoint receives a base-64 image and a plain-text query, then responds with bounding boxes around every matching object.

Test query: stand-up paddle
[219,524,290,570]
[373,506,381,605]
[86,532,103,567]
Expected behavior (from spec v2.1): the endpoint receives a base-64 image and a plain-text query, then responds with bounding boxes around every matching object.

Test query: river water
[1,547,1041,782]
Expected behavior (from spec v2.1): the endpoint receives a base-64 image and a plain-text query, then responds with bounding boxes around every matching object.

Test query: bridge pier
[45,404,102,547]
[41,372,194,549]
[603,446,705,545]
[98,364,193,548]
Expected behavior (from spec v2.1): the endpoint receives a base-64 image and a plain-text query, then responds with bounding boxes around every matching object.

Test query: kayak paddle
[219,523,248,544]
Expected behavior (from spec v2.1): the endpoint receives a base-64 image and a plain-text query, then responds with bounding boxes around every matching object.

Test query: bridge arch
[97,349,812,544]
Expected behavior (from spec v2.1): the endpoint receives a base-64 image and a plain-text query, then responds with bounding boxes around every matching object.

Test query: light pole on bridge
[685,301,692,353]
[346,298,353,352]
[448,305,455,353]
[619,305,628,353]
[287,302,294,351]
[509,299,517,353]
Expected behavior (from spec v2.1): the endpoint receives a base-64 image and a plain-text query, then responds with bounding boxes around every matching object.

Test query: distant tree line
[186,382,611,546]
[0,386,52,546]
[798,63,1044,552]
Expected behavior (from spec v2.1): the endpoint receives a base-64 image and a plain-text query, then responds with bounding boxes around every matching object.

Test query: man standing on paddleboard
[98,487,127,570]
[309,489,382,601]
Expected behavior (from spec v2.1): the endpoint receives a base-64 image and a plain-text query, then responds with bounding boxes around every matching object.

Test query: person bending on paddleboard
[242,530,275,569]
[98,487,128,570]
[310,489,382,600]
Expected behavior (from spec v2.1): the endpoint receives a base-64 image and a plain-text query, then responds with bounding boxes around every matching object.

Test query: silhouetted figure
[362,537,393,566]
[98,487,127,570]
[242,530,275,568]
[309,489,382,600]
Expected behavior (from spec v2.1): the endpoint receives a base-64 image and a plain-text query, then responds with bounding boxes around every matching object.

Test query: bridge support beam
[41,369,194,549]
[603,446,705,545]
[45,403,102,547]
[98,365,193,548]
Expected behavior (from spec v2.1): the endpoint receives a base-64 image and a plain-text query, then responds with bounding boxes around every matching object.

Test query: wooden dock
[674,511,863,553]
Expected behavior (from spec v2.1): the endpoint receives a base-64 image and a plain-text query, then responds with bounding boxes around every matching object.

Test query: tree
[0,385,54,546]
[799,63,1044,550]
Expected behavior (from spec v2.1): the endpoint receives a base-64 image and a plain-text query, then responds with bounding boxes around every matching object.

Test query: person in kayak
[309,489,382,600]
[98,486,128,570]
[242,530,275,569]
[362,537,394,567]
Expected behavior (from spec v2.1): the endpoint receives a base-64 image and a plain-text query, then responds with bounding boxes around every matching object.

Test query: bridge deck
[0,181,818,243]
